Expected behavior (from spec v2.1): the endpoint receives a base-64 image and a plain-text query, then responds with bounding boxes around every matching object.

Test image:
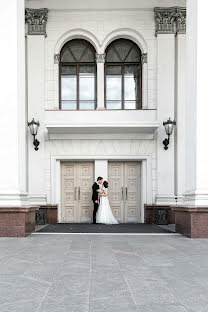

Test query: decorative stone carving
[25,8,48,36]
[154,7,186,36]
[35,208,47,225]
[154,209,168,225]
[95,53,106,63]
[141,53,147,64]
[54,54,60,64]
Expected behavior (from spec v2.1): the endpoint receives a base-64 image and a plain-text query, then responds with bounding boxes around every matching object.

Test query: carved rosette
[95,53,106,63]
[25,8,48,36]
[154,7,186,36]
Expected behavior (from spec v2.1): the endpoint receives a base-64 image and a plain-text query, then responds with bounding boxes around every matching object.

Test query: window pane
[106,39,141,63]
[106,101,121,109]
[61,65,76,75]
[125,64,140,75]
[124,65,140,102]
[61,76,76,100]
[125,47,141,62]
[106,65,122,75]
[79,65,95,73]
[80,49,95,62]
[124,76,137,101]
[114,40,132,61]
[124,101,136,109]
[79,101,94,110]
[68,41,86,61]
[106,47,121,62]
[61,47,76,62]
[61,101,77,110]
[106,76,122,101]
[79,74,95,101]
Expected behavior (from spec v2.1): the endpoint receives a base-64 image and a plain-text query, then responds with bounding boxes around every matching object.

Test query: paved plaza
[0,233,208,312]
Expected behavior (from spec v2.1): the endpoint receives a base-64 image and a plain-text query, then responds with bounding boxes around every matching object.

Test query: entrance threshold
[34,223,176,234]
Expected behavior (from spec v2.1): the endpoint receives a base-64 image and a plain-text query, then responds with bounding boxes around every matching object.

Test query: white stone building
[1,0,208,237]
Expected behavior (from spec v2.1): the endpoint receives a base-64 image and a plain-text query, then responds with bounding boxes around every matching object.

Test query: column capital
[141,53,147,64]
[96,53,106,63]
[154,7,186,36]
[54,54,60,64]
[25,8,48,37]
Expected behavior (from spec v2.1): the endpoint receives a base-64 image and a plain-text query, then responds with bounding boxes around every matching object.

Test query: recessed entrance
[61,162,94,223]
[108,161,141,223]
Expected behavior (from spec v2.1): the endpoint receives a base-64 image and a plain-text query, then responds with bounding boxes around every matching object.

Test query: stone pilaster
[26,9,48,206]
[184,0,208,205]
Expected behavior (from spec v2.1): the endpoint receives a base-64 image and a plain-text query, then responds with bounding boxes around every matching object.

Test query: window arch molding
[54,29,100,55]
[101,28,147,54]
[59,38,97,110]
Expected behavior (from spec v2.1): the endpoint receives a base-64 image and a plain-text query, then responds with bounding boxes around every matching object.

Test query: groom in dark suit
[92,177,103,224]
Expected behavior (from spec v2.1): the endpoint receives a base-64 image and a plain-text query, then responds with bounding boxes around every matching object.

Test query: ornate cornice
[25,8,48,36]
[54,54,60,64]
[141,53,147,64]
[95,53,106,63]
[154,7,186,36]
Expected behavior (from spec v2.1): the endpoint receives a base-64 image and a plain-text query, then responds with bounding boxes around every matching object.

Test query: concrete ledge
[0,206,39,237]
[39,205,58,224]
[171,206,208,238]
[145,205,175,224]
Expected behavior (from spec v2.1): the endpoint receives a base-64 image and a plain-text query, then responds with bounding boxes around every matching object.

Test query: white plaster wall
[94,160,108,182]
[25,0,186,208]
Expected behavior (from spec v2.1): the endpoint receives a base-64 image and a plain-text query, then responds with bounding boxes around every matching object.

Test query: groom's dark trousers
[92,182,99,224]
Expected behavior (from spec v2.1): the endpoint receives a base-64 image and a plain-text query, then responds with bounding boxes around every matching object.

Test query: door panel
[61,163,77,222]
[108,162,124,222]
[79,162,94,222]
[61,162,94,223]
[108,161,141,223]
[125,162,141,222]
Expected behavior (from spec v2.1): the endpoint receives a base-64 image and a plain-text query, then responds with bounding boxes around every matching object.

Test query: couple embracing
[92,177,118,225]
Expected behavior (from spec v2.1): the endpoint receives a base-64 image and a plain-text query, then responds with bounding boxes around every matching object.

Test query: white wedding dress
[96,188,118,224]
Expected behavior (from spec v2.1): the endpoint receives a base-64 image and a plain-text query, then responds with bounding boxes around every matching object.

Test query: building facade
[1,0,208,237]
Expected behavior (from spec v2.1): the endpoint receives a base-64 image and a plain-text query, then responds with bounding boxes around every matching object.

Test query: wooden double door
[108,162,141,223]
[61,162,94,223]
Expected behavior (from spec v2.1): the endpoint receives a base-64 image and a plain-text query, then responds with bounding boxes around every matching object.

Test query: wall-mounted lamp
[163,118,176,150]
[28,118,40,151]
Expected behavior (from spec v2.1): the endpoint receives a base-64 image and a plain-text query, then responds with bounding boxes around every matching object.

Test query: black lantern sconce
[163,118,176,150]
[28,118,40,151]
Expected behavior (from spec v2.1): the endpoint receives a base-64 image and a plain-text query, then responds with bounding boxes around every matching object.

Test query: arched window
[105,39,142,110]
[60,39,96,110]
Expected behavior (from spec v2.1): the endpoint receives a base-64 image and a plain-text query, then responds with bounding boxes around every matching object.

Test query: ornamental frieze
[154,7,186,36]
[25,8,48,36]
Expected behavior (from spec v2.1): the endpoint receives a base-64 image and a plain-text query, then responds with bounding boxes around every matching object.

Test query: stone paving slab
[0,234,208,311]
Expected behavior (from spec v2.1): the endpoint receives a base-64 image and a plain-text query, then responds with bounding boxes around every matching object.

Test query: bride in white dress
[96,181,118,224]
